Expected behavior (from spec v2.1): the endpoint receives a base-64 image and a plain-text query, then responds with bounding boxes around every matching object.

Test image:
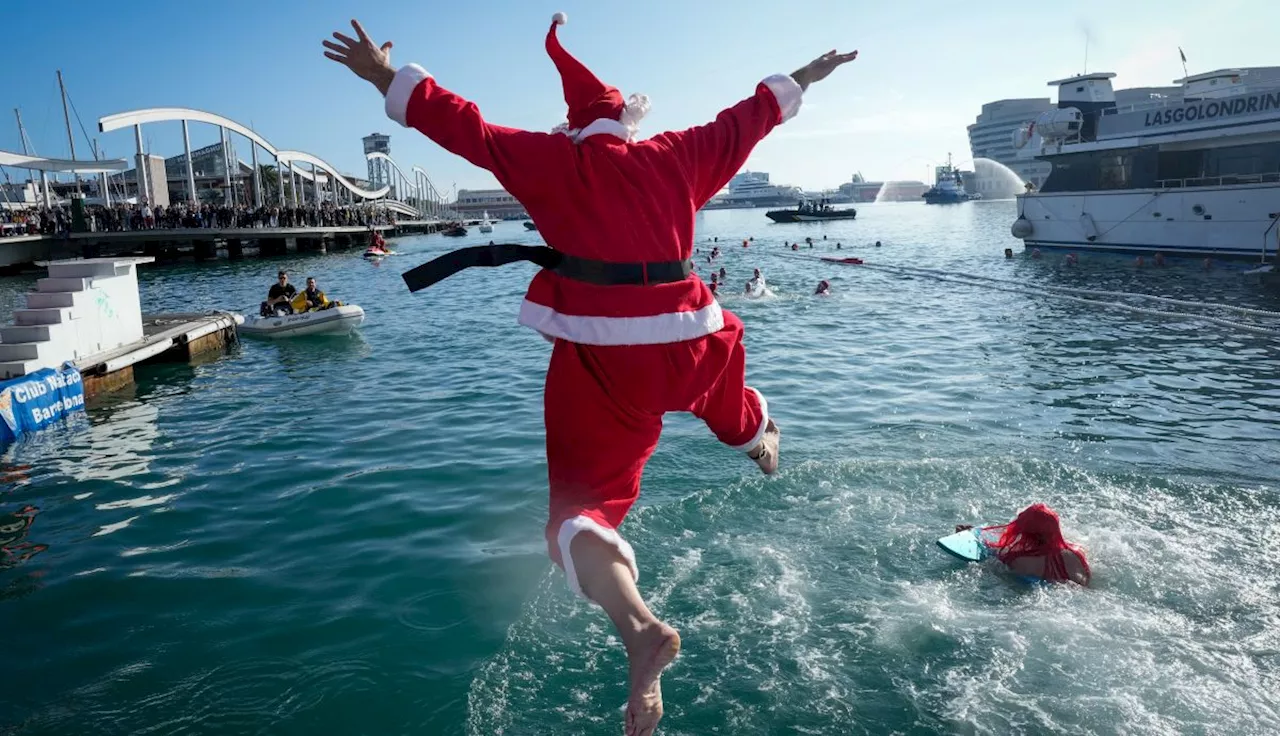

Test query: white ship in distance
[705,171,805,209]
[1010,67,1280,263]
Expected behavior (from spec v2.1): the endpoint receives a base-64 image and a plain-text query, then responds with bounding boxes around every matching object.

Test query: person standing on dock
[324,15,856,735]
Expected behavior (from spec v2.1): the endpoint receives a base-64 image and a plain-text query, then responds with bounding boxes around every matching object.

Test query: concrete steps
[0,257,153,380]
[0,360,40,378]
[36,276,91,293]
[0,340,59,362]
[14,307,74,326]
[26,291,82,309]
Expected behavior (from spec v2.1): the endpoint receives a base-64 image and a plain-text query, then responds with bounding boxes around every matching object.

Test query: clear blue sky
[2,0,1276,192]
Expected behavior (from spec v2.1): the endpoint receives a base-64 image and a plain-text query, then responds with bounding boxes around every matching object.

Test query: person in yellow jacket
[289,277,343,313]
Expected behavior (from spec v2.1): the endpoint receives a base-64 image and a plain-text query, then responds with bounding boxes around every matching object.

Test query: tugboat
[765,198,857,223]
[922,153,980,204]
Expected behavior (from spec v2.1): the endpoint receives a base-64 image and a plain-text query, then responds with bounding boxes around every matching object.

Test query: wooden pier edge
[75,311,244,398]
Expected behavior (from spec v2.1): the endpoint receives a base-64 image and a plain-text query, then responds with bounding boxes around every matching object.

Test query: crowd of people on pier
[0,202,396,237]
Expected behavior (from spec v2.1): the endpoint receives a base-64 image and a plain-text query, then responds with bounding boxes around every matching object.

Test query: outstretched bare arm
[323,20,396,95]
[321,19,562,203]
[791,50,859,92]
[659,48,859,207]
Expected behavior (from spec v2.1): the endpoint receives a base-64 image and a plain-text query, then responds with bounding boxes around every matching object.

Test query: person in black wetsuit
[261,271,297,316]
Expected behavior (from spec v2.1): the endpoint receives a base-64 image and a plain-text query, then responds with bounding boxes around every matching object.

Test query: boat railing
[1261,212,1280,264]
[1156,172,1280,189]
[1102,83,1280,116]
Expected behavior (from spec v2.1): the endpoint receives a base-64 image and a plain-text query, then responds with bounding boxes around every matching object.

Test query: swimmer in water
[719,266,727,280]
[814,279,831,295]
[957,503,1090,585]
[874,240,881,248]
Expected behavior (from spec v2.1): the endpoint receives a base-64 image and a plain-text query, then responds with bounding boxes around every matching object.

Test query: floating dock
[74,312,242,397]
[0,257,241,397]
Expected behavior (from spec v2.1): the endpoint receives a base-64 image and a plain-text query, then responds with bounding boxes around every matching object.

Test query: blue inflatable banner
[0,363,86,444]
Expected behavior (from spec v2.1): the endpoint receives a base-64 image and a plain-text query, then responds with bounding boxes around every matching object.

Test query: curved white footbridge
[0,107,460,266]
[2,107,454,220]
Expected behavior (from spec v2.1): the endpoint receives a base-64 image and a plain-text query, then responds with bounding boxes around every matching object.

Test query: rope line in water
[869,262,1280,319]
[754,252,1280,338]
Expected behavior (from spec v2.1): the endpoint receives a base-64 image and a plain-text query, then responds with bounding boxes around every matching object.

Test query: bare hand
[791,50,858,91]
[323,20,397,95]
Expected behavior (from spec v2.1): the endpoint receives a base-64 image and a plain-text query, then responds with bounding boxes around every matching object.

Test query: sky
[2,0,1277,194]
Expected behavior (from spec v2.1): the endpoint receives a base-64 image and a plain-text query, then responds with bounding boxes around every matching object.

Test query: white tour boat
[1010,68,1280,263]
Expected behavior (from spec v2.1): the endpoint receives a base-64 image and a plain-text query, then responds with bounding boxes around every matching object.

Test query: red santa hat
[546,12,649,141]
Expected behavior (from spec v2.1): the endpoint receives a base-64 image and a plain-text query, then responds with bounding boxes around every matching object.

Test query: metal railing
[1263,212,1280,264]
[1155,172,1280,189]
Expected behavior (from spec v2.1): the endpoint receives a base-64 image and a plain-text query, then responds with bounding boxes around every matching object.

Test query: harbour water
[2,201,1278,735]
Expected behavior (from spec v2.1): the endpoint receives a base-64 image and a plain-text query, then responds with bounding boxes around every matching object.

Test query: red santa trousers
[543,309,768,597]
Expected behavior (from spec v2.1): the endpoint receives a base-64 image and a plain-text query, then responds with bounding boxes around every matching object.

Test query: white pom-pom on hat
[552,12,567,24]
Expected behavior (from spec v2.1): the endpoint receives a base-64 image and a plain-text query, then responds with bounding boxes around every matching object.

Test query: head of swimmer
[1008,503,1064,545]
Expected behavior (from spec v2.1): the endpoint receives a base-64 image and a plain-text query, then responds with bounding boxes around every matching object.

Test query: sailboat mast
[56,70,82,194]
[15,108,47,206]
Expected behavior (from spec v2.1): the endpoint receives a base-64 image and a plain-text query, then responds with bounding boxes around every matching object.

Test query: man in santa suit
[325,15,856,735]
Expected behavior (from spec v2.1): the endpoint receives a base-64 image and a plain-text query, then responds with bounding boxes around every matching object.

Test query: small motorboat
[766,202,858,223]
[478,211,494,234]
[240,304,365,338]
[523,221,538,231]
[444,225,468,237]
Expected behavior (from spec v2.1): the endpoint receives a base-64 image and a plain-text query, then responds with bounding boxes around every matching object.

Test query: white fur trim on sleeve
[761,73,804,124]
[384,63,432,128]
[731,387,770,451]
[557,514,639,599]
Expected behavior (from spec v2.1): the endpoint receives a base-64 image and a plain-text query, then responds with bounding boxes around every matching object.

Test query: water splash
[874,181,929,204]
[972,158,1027,200]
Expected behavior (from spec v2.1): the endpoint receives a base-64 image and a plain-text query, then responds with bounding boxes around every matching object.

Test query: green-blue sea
[2,201,1278,735]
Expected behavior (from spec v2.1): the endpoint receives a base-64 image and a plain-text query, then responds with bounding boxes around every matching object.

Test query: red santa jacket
[384,65,804,346]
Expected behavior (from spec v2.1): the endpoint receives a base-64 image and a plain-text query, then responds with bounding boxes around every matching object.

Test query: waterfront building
[837,173,885,202]
[454,188,527,219]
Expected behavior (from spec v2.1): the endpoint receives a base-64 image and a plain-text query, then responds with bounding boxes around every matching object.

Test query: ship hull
[922,190,977,205]
[765,209,858,223]
[1014,185,1279,260]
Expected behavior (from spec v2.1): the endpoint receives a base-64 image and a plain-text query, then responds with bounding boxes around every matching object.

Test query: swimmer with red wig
[957,503,1091,586]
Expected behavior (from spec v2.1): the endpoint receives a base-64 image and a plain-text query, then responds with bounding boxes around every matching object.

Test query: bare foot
[748,419,781,475]
[625,622,681,736]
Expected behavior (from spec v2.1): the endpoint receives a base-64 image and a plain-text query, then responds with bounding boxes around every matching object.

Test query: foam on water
[467,455,1280,735]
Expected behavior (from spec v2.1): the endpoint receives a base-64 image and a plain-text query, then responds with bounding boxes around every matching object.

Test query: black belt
[402,243,692,293]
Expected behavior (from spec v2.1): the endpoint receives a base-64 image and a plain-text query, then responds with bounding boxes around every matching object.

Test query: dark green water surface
[2,202,1278,735]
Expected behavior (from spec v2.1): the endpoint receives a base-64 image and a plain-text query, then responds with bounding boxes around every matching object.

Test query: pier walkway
[0,220,447,268]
